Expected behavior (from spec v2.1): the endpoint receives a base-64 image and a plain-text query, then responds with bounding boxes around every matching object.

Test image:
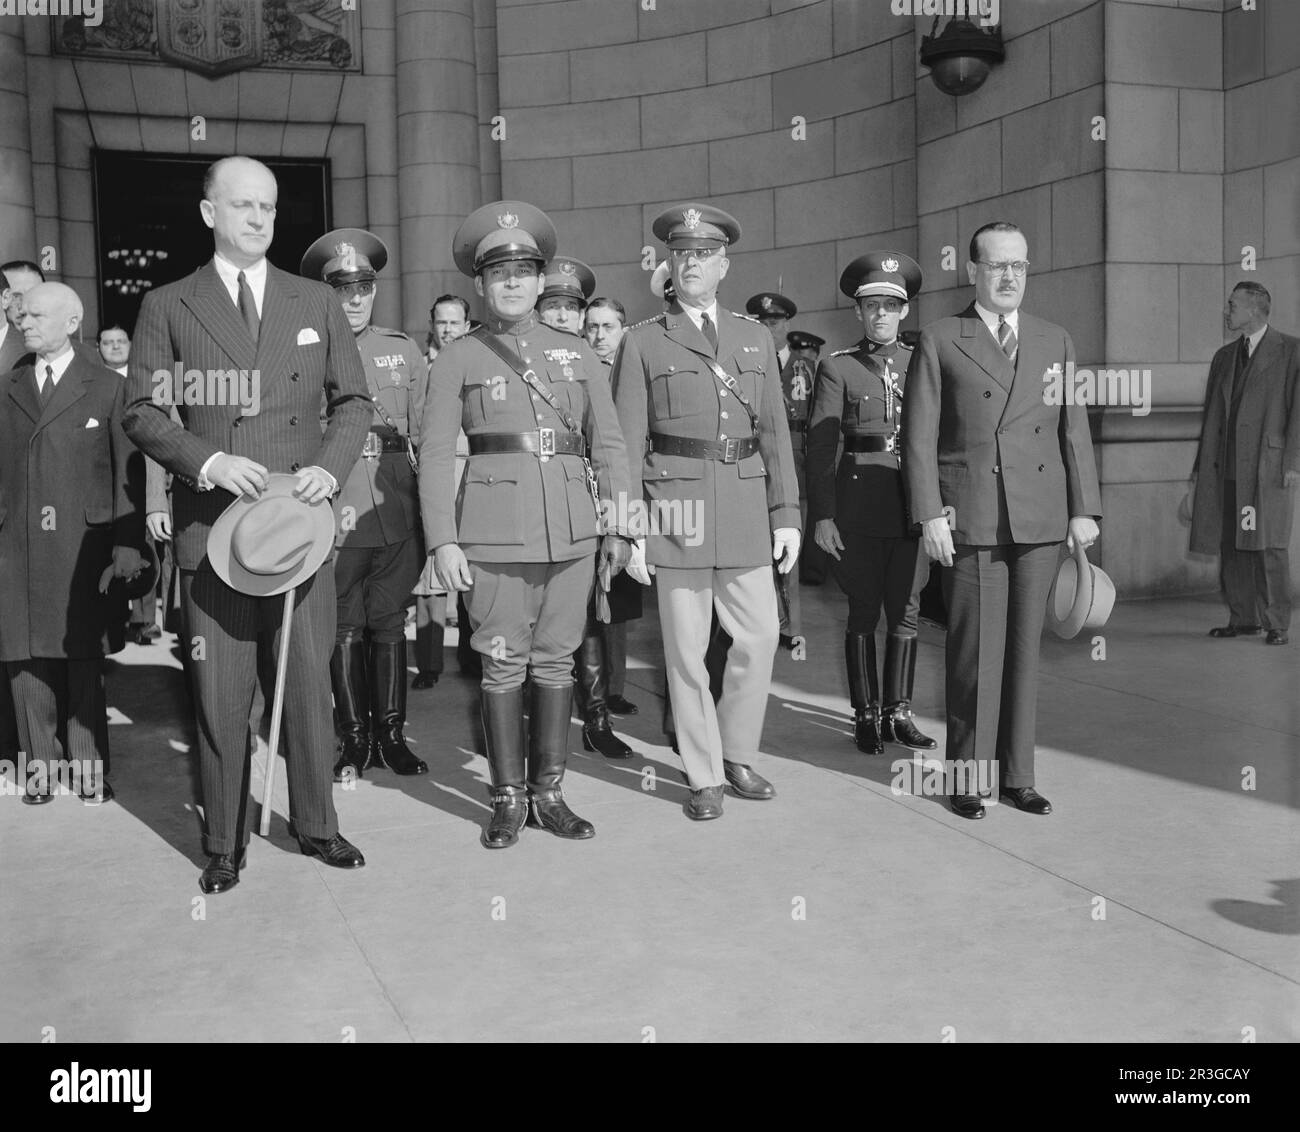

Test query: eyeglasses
[669,247,724,262]
[332,281,375,299]
[861,299,904,313]
[977,260,1030,277]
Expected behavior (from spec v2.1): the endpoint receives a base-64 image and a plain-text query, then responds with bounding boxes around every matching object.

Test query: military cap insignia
[683,208,702,230]
[335,241,354,257]
[882,257,899,273]
[559,262,576,276]
[497,211,519,230]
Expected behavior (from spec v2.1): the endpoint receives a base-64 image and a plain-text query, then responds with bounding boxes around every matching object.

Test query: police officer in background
[419,203,632,850]
[806,252,935,755]
[301,228,429,781]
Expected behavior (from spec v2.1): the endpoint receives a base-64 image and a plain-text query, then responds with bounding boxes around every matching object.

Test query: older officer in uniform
[419,202,632,850]
[613,203,800,821]
[301,229,428,782]
[807,253,935,756]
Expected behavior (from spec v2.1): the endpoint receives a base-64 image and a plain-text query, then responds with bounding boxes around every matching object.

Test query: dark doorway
[91,152,331,334]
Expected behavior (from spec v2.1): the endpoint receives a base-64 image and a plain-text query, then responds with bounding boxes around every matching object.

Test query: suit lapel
[254,265,302,385]
[998,314,1050,425]
[180,261,257,370]
[34,355,92,431]
[7,365,40,423]
[953,303,1015,392]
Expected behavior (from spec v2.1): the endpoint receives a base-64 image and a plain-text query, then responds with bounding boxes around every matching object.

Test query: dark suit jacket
[1190,327,1300,552]
[0,323,27,374]
[902,303,1101,545]
[0,356,141,660]
[610,303,800,569]
[122,260,370,571]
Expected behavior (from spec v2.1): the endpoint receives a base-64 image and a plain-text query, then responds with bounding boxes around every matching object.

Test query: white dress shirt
[973,301,1019,342]
[1244,325,1267,358]
[679,299,719,334]
[212,252,267,318]
[35,344,75,393]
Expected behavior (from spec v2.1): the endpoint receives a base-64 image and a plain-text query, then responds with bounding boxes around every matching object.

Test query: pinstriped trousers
[181,567,339,855]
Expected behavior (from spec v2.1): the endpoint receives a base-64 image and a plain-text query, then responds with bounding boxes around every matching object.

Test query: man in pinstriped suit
[123,156,372,895]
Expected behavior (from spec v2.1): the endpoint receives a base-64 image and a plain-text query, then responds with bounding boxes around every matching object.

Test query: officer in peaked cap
[300,227,430,783]
[806,250,935,758]
[538,256,596,335]
[787,329,825,360]
[418,201,633,851]
[611,202,800,822]
[788,328,828,585]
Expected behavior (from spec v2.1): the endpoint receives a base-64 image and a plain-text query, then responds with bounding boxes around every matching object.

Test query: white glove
[773,527,801,574]
[627,538,653,586]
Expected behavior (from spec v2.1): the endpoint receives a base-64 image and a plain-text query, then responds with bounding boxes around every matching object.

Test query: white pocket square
[297,328,321,345]
[84,418,100,428]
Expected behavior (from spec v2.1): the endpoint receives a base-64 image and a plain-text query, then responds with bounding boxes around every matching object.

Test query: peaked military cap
[787,330,825,351]
[839,251,922,302]
[453,200,557,277]
[746,292,797,320]
[651,203,741,249]
[301,227,387,284]
[540,256,596,305]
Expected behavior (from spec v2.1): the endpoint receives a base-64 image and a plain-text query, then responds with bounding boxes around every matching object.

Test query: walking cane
[259,586,296,837]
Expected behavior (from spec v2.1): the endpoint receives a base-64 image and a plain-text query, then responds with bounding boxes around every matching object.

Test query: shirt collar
[679,299,718,332]
[1245,325,1268,354]
[213,252,268,293]
[974,301,1018,337]
[38,343,75,382]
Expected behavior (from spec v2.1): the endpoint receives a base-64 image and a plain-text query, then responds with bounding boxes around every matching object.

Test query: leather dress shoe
[582,720,633,759]
[950,794,985,820]
[606,694,638,716]
[685,785,724,821]
[411,670,439,689]
[198,850,246,895]
[81,780,115,803]
[1208,624,1260,638]
[21,789,53,806]
[1266,630,1288,645]
[999,785,1052,815]
[723,760,775,800]
[296,832,366,868]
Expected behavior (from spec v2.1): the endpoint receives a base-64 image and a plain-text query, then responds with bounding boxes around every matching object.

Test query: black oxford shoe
[198,850,246,895]
[723,760,775,800]
[1208,625,1260,638]
[950,794,985,820]
[21,790,53,806]
[411,670,439,689]
[80,780,115,803]
[999,786,1052,815]
[685,785,724,821]
[582,721,633,759]
[1266,630,1288,646]
[606,694,638,716]
[296,832,366,868]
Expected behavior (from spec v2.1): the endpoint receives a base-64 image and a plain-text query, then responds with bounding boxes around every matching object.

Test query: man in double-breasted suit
[123,156,372,895]
[0,283,144,804]
[612,203,801,821]
[1189,281,1300,645]
[903,222,1101,820]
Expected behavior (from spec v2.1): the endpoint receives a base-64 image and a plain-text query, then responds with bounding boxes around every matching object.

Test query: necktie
[997,314,1017,359]
[700,311,718,354]
[237,270,260,345]
[39,363,54,407]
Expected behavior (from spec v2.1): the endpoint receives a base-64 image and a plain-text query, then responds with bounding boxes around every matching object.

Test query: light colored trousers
[656,564,779,788]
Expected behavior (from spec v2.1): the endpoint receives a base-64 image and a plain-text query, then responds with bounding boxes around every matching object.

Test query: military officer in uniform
[537,255,593,335]
[418,202,632,850]
[807,252,936,755]
[301,228,428,782]
[613,203,800,821]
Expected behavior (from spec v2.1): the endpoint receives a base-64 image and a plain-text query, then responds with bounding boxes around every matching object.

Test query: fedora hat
[207,474,336,597]
[1046,540,1115,639]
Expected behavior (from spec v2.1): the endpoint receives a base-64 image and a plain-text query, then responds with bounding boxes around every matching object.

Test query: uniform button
[487,475,494,484]
[290,372,299,382]
[524,357,532,364]
[668,365,675,372]
[661,470,667,477]
[719,433,727,440]
[993,465,1000,473]
[289,416,298,426]
[1038,464,1045,471]
[720,411,728,419]
[532,394,540,401]
[983,390,992,399]
[720,390,728,397]
[519,341,527,347]
[290,461,301,472]
[232,419,241,428]
[1034,425,1042,434]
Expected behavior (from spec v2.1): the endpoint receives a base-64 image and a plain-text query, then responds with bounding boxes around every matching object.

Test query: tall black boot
[369,640,428,775]
[882,634,937,750]
[480,687,528,848]
[845,632,883,755]
[575,634,633,760]
[330,639,371,781]
[527,682,595,839]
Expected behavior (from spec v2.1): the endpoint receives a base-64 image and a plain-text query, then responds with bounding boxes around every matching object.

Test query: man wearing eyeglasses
[902,221,1101,821]
[301,227,429,783]
[611,203,800,822]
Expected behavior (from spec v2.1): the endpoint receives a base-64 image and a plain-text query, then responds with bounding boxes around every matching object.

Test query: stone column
[394,0,482,333]
[0,22,37,260]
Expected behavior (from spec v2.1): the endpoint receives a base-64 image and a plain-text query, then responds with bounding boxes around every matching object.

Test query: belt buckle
[722,437,739,463]
[538,427,556,459]
[361,432,381,459]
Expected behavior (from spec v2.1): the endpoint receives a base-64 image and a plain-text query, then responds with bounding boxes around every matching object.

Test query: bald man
[0,283,145,804]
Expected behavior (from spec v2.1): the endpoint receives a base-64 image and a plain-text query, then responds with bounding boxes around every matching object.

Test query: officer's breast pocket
[463,375,505,425]
[650,369,700,420]
[735,360,764,406]
[456,466,523,545]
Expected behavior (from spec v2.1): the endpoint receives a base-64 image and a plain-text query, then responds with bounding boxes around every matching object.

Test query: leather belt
[361,431,409,458]
[787,419,808,433]
[469,429,585,457]
[649,433,759,463]
[843,434,894,453]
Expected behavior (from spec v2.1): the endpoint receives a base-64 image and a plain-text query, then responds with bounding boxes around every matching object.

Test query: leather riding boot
[369,639,428,774]
[575,634,633,759]
[480,686,528,848]
[881,634,937,750]
[527,682,595,839]
[845,632,883,755]
[330,639,371,781]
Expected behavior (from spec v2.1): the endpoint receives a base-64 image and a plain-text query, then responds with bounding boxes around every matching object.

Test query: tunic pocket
[456,466,523,545]
[650,370,700,419]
